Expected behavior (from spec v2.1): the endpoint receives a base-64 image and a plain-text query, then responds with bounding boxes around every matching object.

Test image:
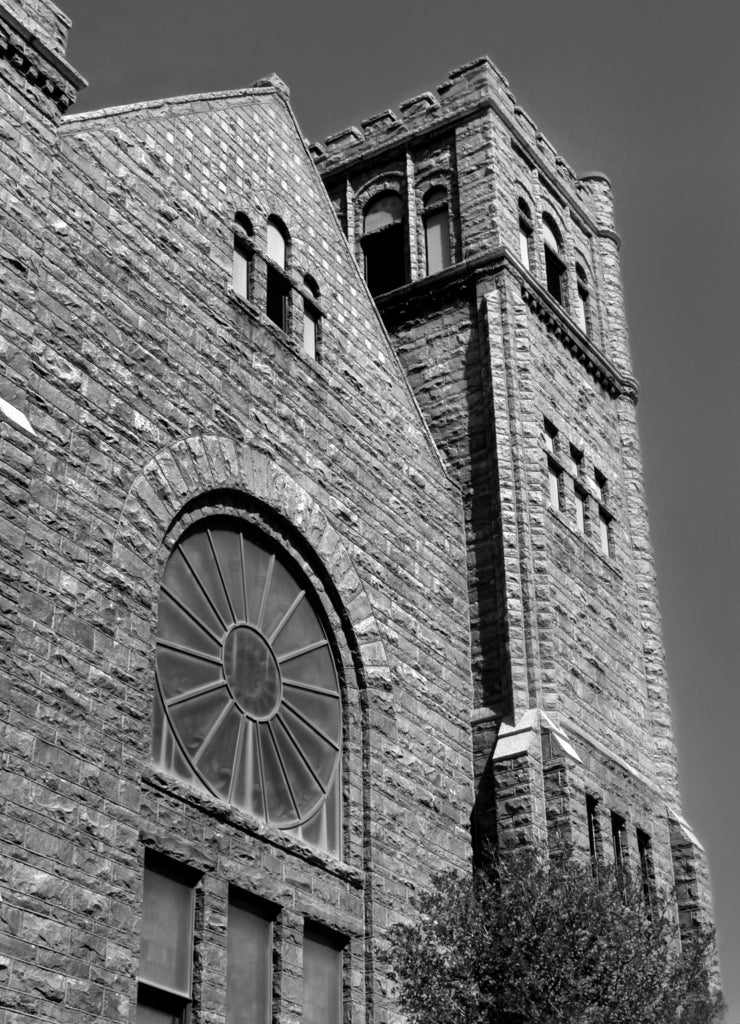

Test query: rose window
[153,520,341,849]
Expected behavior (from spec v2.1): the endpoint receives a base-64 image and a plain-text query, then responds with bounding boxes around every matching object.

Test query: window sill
[142,766,362,886]
[227,287,328,379]
[545,505,622,578]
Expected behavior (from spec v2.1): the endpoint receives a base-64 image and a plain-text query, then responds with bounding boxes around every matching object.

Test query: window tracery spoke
[206,528,237,622]
[160,583,223,646]
[165,678,228,707]
[178,546,229,632]
[282,699,340,751]
[157,638,222,664]
[277,638,329,664]
[256,554,275,631]
[192,698,235,766]
[267,590,305,646]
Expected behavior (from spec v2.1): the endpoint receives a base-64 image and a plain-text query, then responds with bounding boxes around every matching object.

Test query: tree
[388,848,724,1024]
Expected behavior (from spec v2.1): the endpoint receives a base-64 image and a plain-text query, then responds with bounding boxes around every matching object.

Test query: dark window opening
[543,214,565,303]
[544,247,565,302]
[362,192,406,296]
[611,812,626,869]
[266,264,289,330]
[586,795,600,864]
[232,212,254,301]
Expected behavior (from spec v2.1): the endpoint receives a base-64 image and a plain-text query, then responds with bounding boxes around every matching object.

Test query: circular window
[154,519,341,831]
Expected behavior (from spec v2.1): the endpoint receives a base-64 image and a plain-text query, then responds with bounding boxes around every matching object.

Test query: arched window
[423,186,451,276]
[361,191,406,297]
[302,275,320,360]
[542,213,566,304]
[266,217,290,330]
[232,212,253,301]
[153,517,342,855]
[575,262,590,333]
[518,198,533,271]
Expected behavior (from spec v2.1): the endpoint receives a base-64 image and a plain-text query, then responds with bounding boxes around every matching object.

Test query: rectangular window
[232,243,250,301]
[599,509,611,556]
[543,419,557,454]
[547,459,562,511]
[303,926,343,1024]
[575,485,586,534]
[611,812,626,869]
[227,893,274,1024]
[138,858,196,1024]
[518,227,531,270]
[569,445,582,477]
[303,301,319,359]
[425,207,451,275]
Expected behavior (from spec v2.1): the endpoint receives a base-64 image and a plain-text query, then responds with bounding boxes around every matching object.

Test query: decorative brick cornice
[0,3,85,113]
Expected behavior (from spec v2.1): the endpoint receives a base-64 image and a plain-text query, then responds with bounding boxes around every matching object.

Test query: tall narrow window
[518,198,533,271]
[542,214,566,304]
[303,926,344,1024]
[637,829,654,907]
[586,795,601,864]
[599,509,611,557]
[227,893,275,1024]
[594,469,611,556]
[362,192,406,296]
[266,217,290,330]
[611,812,626,869]
[423,186,451,276]
[575,262,590,333]
[570,446,585,533]
[302,275,320,360]
[137,858,196,1024]
[547,458,562,512]
[232,213,253,301]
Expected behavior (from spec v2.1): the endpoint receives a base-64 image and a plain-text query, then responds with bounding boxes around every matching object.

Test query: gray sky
[60,0,740,1012]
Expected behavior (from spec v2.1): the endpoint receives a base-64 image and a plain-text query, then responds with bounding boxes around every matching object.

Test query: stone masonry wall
[0,69,474,1024]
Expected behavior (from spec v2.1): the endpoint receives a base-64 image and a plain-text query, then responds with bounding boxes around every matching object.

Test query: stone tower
[313,56,714,936]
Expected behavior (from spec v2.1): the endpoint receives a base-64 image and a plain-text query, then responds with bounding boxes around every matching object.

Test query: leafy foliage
[388,848,724,1024]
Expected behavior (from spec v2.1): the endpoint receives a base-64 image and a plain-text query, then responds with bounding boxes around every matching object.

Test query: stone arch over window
[361,190,406,296]
[232,212,254,301]
[114,436,389,865]
[422,186,451,276]
[542,212,566,304]
[265,215,291,329]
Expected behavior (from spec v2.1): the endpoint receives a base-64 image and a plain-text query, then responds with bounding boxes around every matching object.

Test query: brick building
[0,0,715,1021]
